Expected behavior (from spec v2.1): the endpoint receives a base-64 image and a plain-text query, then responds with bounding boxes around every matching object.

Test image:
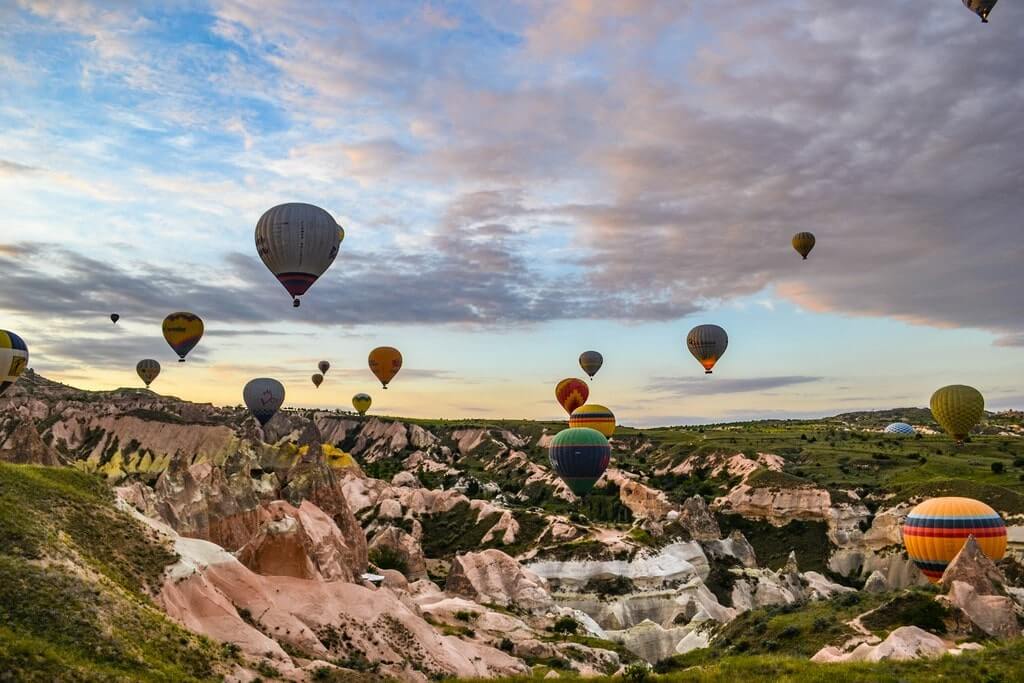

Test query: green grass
[715,514,832,573]
[0,463,231,681]
[451,637,1024,682]
[664,592,887,667]
[860,590,949,636]
[419,501,503,558]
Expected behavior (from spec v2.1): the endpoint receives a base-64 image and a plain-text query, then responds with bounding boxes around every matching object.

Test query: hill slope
[0,462,235,681]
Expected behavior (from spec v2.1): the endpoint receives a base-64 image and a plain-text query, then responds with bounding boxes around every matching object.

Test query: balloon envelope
[352,393,372,415]
[110,313,120,324]
[569,404,616,438]
[555,378,589,415]
[884,422,916,436]
[311,373,323,388]
[318,360,330,374]
[686,324,728,374]
[162,312,203,362]
[902,497,1006,582]
[244,378,285,427]
[255,203,343,307]
[579,351,603,379]
[136,359,160,388]
[0,330,29,397]
[548,428,611,497]
[930,385,984,444]
[792,232,815,259]
[963,0,998,22]
[369,347,402,388]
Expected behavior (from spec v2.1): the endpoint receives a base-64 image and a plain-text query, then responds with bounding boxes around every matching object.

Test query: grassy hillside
[454,637,1024,682]
[629,421,1024,510]
[0,463,233,682]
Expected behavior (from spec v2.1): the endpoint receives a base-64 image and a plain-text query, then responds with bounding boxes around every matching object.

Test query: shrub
[454,610,476,622]
[992,462,1005,474]
[368,546,408,576]
[552,615,580,634]
[498,637,514,652]
[623,662,650,682]
[780,625,800,639]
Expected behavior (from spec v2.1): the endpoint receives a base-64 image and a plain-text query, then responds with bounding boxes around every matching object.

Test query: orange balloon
[555,378,589,416]
[369,346,402,389]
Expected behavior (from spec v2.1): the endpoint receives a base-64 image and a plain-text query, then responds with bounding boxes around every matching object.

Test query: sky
[1,0,1022,426]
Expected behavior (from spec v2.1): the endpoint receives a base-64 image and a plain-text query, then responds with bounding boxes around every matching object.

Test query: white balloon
[255,203,344,307]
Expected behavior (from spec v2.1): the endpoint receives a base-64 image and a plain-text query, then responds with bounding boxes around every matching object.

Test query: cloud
[645,375,823,397]
[0,159,42,176]
[994,334,1024,348]
[6,0,1024,345]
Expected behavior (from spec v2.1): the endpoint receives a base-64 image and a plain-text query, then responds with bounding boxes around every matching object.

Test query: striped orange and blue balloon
[902,497,1007,583]
[569,404,616,438]
[548,427,610,497]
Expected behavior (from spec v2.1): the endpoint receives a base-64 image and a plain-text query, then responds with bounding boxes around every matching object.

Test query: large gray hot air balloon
[255,203,344,307]
[579,350,603,379]
[136,359,161,388]
[963,0,998,22]
[243,378,285,427]
[686,324,728,374]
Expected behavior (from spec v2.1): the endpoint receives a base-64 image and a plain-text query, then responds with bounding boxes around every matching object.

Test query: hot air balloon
[318,360,330,374]
[569,404,616,438]
[884,422,916,436]
[369,347,402,389]
[686,324,728,374]
[110,313,120,324]
[930,385,984,445]
[255,203,344,307]
[244,378,285,427]
[162,312,203,362]
[0,330,29,397]
[136,359,160,388]
[963,0,998,22]
[312,373,323,388]
[579,351,603,379]
[902,497,1006,582]
[555,378,589,416]
[792,232,815,260]
[548,427,611,497]
[352,393,372,416]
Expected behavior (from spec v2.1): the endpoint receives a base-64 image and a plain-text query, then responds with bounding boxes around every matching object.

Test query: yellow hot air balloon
[930,384,984,445]
[369,346,402,389]
[902,497,1006,583]
[569,404,616,438]
[136,359,161,388]
[162,312,204,362]
[352,393,372,415]
[792,232,815,260]
[0,330,29,397]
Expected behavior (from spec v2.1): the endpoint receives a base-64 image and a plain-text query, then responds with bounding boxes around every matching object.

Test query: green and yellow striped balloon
[930,385,984,445]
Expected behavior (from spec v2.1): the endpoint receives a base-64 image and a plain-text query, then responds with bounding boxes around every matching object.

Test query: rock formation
[446,549,554,613]
[127,504,527,681]
[811,626,963,662]
[370,526,428,580]
[0,418,62,465]
[237,500,360,582]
